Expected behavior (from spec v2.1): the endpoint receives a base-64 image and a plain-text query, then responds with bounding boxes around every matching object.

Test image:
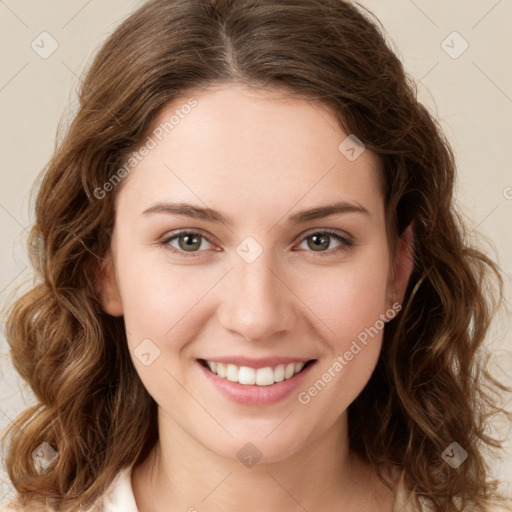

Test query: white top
[5,463,511,511]
[85,464,424,512]
[88,464,511,512]
[86,465,139,511]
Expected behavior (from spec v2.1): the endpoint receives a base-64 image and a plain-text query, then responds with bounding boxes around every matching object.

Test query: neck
[132,410,389,512]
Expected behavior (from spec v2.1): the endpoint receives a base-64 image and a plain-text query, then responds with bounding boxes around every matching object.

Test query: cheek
[293,249,390,407]
[294,253,390,346]
[115,248,223,351]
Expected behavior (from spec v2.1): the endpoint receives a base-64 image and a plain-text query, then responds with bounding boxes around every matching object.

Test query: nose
[217,252,297,342]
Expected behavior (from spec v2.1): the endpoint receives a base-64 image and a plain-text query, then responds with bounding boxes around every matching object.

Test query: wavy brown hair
[2,0,511,510]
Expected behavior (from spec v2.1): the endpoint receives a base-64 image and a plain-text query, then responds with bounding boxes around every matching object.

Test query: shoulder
[2,465,139,512]
[84,465,139,512]
[387,464,431,512]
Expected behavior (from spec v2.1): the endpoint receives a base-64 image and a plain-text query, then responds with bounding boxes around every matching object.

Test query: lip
[197,358,317,406]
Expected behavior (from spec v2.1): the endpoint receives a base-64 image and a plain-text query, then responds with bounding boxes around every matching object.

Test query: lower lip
[197,360,316,406]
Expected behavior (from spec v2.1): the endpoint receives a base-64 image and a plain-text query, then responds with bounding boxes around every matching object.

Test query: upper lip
[198,356,316,369]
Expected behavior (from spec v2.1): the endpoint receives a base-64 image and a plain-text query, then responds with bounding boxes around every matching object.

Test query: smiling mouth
[198,359,316,386]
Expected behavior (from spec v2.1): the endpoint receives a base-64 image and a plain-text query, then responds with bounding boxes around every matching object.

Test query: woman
[2,0,511,510]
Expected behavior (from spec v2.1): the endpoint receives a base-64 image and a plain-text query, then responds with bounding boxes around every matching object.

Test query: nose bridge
[218,249,295,341]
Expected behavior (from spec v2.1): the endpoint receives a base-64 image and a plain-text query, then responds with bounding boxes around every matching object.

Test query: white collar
[86,465,139,512]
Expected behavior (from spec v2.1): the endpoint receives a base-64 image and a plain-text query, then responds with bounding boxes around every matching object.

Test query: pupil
[180,234,200,251]
[309,234,329,251]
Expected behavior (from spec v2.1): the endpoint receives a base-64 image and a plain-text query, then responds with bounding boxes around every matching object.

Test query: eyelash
[158,229,354,258]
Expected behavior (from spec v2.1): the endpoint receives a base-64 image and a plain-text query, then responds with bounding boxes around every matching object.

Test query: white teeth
[204,360,308,386]
[255,367,274,386]
[274,364,285,383]
[238,366,256,385]
[226,364,239,383]
[216,362,227,378]
[284,363,295,380]
[294,362,305,373]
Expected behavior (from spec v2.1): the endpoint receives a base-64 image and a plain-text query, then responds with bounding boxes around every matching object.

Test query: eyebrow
[142,200,370,225]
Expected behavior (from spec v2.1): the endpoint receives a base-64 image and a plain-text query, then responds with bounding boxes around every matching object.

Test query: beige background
[1,0,511,505]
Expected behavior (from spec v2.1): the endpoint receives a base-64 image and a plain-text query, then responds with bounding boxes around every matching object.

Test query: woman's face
[99,83,411,463]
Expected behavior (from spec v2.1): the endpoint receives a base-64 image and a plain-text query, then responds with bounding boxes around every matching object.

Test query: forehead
[116,83,384,221]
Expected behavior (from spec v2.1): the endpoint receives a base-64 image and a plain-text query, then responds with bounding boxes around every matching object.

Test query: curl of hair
[2,1,511,510]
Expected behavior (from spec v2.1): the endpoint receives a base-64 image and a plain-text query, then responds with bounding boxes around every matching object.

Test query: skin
[97,82,414,512]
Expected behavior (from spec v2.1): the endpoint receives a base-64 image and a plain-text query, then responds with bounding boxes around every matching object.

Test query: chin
[203,426,312,467]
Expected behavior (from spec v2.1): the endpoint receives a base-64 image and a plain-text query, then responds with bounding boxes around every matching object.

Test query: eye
[159,229,353,258]
[296,229,353,256]
[160,230,216,257]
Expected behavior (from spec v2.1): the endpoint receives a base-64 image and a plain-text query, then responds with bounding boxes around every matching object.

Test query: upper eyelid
[164,228,216,245]
[299,227,353,240]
